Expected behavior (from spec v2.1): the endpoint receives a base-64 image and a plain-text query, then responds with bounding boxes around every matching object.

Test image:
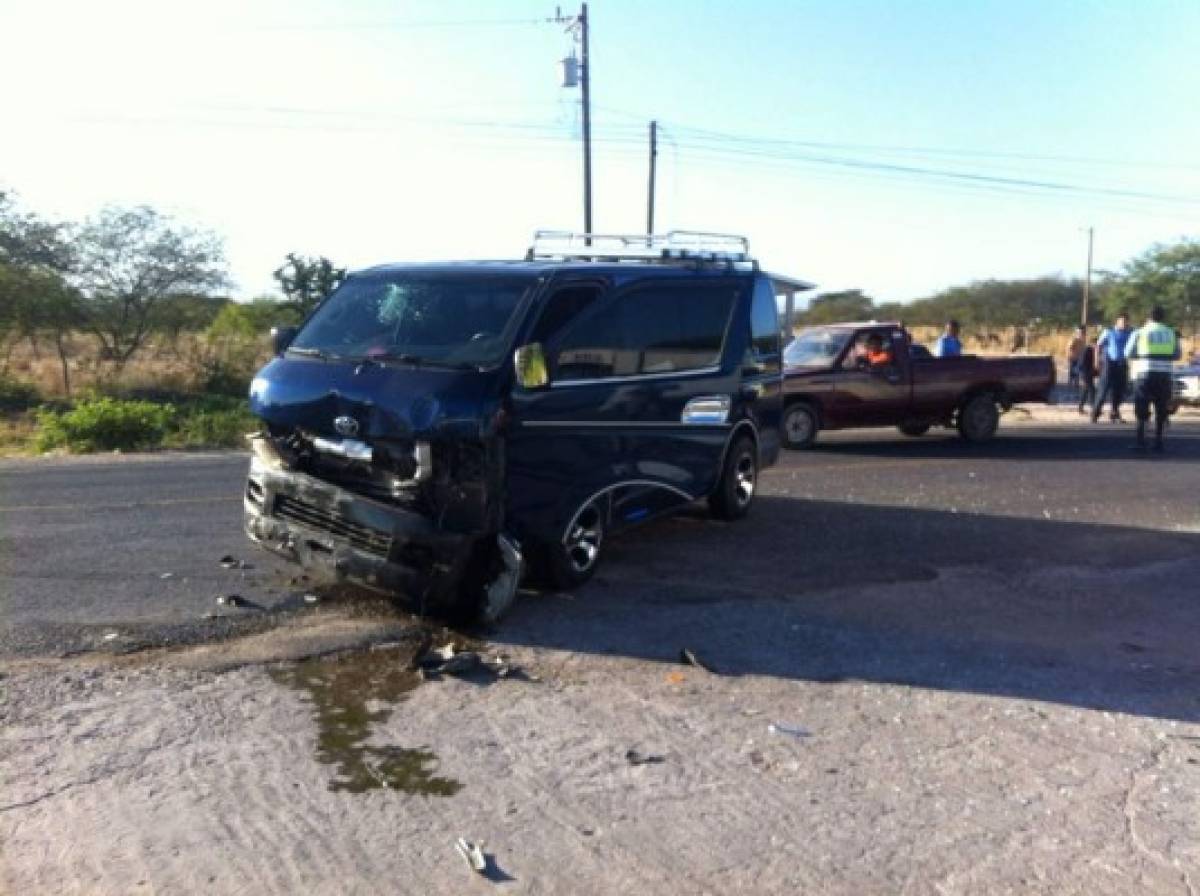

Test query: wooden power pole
[647,120,658,236]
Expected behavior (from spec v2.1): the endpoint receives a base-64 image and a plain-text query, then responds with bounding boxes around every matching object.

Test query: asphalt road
[1,420,1198,665]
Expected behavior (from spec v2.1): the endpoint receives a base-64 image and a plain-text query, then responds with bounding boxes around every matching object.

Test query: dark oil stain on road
[270,645,462,797]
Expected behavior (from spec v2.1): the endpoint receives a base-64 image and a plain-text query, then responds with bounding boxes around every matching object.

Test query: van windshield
[290,273,537,368]
[784,328,853,368]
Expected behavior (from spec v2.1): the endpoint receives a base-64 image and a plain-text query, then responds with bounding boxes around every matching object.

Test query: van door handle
[681,395,732,424]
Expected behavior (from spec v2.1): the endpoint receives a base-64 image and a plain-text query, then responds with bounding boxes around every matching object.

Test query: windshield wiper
[365,352,480,371]
[286,346,330,359]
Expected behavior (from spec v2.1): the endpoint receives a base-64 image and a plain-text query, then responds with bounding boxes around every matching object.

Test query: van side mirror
[514,342,550,389]
[271,325,298,355]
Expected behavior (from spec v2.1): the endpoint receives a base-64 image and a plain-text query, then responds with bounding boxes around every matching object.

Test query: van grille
[273,495,393,559]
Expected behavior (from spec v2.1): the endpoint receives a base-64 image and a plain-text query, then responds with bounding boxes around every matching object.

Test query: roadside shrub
[170,404,257,449]
[0,376,41,412]
[198,360,253,397]
[35,398,177,453]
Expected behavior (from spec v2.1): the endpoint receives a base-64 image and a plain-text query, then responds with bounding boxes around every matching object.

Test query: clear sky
[2,0,1198,303]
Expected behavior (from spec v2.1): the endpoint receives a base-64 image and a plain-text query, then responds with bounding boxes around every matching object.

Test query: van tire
[958,393,1000,443]
[536,499,606,591]
[782,403,818,449]
[708,435,758,521]
[448,535,524,626]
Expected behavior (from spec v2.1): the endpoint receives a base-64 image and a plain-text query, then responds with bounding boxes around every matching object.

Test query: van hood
[249,355,501,442]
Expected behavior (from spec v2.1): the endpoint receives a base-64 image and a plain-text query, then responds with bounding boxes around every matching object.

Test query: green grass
[0,393,257,456]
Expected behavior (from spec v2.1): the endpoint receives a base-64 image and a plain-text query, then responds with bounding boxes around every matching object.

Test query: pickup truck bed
[781,322,1055,448]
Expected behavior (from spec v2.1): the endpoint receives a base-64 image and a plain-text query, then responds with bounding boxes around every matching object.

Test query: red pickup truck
[781,322,1056,448]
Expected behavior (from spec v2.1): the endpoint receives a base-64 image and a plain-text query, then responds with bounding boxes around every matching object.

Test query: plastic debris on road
[679,647,713,673]
[625,748,665,766]
[768,722,812,739]
[454,838,488,874]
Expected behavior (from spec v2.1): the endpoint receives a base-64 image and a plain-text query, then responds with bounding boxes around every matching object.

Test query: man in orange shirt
[863,333,894,367]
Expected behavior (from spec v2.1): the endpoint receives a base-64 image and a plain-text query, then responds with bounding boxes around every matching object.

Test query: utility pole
[580,3,592,240]
[646,120,658,236]
[1081,226,1094,326]
[555,4,592,241]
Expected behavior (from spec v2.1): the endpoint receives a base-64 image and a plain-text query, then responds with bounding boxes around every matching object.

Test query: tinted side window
[530,285,602,345]
[553,281,737,381]
[748,277,781,372]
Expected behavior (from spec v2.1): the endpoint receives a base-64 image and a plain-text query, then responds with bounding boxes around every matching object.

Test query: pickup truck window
[552,281,737,381]
[845,331,898,369]
[291,274,537,367]
[784,328,852,368]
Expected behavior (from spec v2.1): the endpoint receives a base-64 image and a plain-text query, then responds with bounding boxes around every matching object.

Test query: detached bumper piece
[244,451,476,599]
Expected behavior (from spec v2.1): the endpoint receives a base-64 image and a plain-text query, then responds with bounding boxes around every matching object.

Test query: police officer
[1124,305,1181,452]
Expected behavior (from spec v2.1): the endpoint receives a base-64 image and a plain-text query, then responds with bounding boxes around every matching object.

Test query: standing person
[1125,305,1181,451]
[1066,326,1085,387]
[1076,329,1097,414]
[1091,312,1132,423]
[934,319,962,357]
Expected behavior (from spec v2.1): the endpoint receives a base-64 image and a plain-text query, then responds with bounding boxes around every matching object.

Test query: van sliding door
[508,276,744,546]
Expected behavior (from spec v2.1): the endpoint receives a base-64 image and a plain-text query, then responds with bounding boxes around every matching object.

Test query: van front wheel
[709,435,757,521]
[448,535,524,626]
[537,500,606,591]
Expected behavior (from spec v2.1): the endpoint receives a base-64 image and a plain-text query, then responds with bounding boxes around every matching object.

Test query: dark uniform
[1124,319,1181,450]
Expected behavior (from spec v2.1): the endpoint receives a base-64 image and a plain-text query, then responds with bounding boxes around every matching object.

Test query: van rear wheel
[709,435,757,521]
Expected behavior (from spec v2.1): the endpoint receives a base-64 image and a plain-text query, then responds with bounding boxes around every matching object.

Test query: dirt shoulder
[3,582,1198,896]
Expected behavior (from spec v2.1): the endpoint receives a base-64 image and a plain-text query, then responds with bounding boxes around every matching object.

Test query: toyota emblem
[333,416,359,437]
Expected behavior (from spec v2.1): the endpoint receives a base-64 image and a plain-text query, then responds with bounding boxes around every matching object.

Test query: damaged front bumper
[244,440,480,600]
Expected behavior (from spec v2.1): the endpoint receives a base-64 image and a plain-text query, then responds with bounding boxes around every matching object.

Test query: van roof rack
[526,230,757,269]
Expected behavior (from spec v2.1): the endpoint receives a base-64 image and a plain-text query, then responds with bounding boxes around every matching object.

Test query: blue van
[244,232,807,623]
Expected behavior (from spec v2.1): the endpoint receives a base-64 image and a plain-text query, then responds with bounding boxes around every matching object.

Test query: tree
[0,191,73,271]
[1101,240,1200,336]
[0,193,83,391]
[71,206,229,365]
[149,294,231,355]
[799,289,876,325]
[273,253,346,317]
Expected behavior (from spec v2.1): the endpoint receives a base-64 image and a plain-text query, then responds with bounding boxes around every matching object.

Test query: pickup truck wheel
[782,403,818,449]
[958,393,1000,443]
[898,421,931,437]
[709,435,757,520]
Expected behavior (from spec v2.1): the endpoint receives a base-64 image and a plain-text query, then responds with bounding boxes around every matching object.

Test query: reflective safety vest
[1126,321,1179,376]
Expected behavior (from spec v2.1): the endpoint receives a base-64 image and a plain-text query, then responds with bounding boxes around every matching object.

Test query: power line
[246,17,548,32]
[651,133,1200,207]
[665,123,1200,173]
[54,106,1200,213]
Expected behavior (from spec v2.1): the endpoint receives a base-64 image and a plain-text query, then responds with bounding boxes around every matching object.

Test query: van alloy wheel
[734,450,756,508]
[564,503,603,575]
[709,434,758,520]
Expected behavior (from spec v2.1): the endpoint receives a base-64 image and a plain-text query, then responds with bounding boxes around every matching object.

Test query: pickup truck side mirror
[271,325,298,356]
